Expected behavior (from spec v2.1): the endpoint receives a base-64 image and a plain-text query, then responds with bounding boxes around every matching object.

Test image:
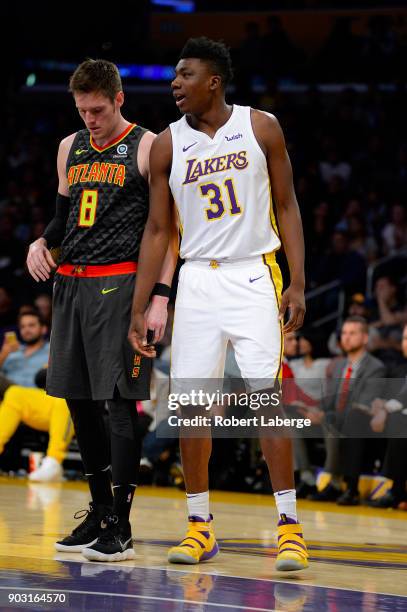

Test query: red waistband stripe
[57,262,137,277]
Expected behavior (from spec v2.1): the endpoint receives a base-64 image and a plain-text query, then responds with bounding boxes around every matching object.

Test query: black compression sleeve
[42,193,70,248]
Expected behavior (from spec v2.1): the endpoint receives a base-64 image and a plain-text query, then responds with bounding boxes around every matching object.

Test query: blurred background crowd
[0,2,406,508]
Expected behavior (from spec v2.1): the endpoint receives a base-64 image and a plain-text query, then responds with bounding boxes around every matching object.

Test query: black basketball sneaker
[55,502,111,553]
[82,514,135,562]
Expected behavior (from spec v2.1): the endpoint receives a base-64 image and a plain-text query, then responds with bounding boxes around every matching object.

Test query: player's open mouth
[174,94,186,106]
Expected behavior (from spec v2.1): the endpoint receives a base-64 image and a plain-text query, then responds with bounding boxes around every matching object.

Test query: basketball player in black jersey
[27,60,178,562]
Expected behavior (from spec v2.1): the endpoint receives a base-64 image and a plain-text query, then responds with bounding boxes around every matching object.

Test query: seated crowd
[0,307,73,481]
[0,282,406,513]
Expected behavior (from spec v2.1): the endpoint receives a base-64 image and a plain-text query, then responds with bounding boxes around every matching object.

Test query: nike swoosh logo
[277,491,290,496]
[119,537,132,551]
[101,287,119,295]
[183,142,198,152]
[249,275,264,283]
[75,148,88,155]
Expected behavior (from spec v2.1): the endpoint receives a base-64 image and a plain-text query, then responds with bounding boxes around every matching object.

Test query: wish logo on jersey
[183,150,249,185]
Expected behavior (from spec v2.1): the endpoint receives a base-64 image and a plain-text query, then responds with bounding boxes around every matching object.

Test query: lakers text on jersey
[169,105,281,261]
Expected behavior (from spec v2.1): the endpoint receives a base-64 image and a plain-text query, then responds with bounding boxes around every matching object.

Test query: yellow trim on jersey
[264,251,283,299]
[174,201,184,237]
[263,251,284,383]
[89,123,137,153]
[268,181,280,239]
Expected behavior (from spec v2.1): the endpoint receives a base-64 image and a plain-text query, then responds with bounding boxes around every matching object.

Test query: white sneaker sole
[54,538,98,553]
[167,551,199,564]
[275,558,309,571]
[82,547,136,562]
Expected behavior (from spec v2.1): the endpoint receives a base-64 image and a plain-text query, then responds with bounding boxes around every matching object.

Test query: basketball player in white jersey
[129,37,308,571]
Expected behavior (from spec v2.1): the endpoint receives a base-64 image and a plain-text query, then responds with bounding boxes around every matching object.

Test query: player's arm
[128,128,174,357]
[138,131,180,287]
[145,207,179,343]
[252,110,305,332]
[26,134,75,282]
[137,130,179,343]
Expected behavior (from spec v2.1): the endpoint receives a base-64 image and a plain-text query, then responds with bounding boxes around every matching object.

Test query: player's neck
[187,101,233,138]
[93,117,131,148]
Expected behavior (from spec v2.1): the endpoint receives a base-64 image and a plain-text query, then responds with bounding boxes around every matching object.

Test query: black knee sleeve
[67,399,110,474]
[107,396,141,485]
[107,396,139,439]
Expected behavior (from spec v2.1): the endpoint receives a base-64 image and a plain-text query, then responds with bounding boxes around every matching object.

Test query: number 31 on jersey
[199,178,243,221]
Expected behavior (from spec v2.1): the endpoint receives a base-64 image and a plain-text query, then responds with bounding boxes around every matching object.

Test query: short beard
[23,336,42,346]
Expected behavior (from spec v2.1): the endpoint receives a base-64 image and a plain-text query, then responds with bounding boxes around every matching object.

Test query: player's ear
[209,75,222,91]
[115,91,124,108]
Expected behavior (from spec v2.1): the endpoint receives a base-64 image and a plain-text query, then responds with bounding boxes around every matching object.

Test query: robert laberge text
[168,415,312,429]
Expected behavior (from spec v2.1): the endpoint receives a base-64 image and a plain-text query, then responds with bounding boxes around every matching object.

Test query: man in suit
[299,316,386,505]
[368,322,407,509]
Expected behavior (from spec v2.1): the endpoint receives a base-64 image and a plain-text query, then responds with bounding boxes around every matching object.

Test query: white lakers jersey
[169,105,281,260]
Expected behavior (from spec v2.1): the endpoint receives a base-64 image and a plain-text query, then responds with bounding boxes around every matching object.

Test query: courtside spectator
[34,294,52,331]
[368,323,407,509]
[301,317,385,504]
[0,311,49,387]
[290,329,330,401]
[283,332,320,498]
[369,275,407,364]
[0,385,73,482]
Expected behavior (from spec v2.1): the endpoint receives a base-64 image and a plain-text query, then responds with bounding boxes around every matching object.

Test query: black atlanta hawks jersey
[60,124,149,264]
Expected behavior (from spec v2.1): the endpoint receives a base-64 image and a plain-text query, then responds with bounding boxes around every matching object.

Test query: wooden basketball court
[0,477,406,610]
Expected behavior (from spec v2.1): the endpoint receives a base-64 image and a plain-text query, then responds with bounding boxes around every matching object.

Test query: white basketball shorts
[170,253,283,391]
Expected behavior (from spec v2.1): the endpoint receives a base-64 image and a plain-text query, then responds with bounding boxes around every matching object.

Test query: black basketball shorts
[46,262,152,400]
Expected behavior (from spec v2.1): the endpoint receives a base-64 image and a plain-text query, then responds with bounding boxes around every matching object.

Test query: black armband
[42,193,70,248]
[152,282,171,298]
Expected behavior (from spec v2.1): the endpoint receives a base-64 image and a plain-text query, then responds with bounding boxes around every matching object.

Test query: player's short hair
[69,59,122,102]
[343,315,369,334]
[179,37,233,87]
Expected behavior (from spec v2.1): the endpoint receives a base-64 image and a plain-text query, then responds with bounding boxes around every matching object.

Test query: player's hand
[27,238,56,282]
[279,283,306,333]
[144,295,169,344]
[128,312,156,358]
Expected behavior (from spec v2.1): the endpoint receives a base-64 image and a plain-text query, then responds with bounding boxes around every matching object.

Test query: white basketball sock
[186,491,210,520]
[274,489,297,522]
